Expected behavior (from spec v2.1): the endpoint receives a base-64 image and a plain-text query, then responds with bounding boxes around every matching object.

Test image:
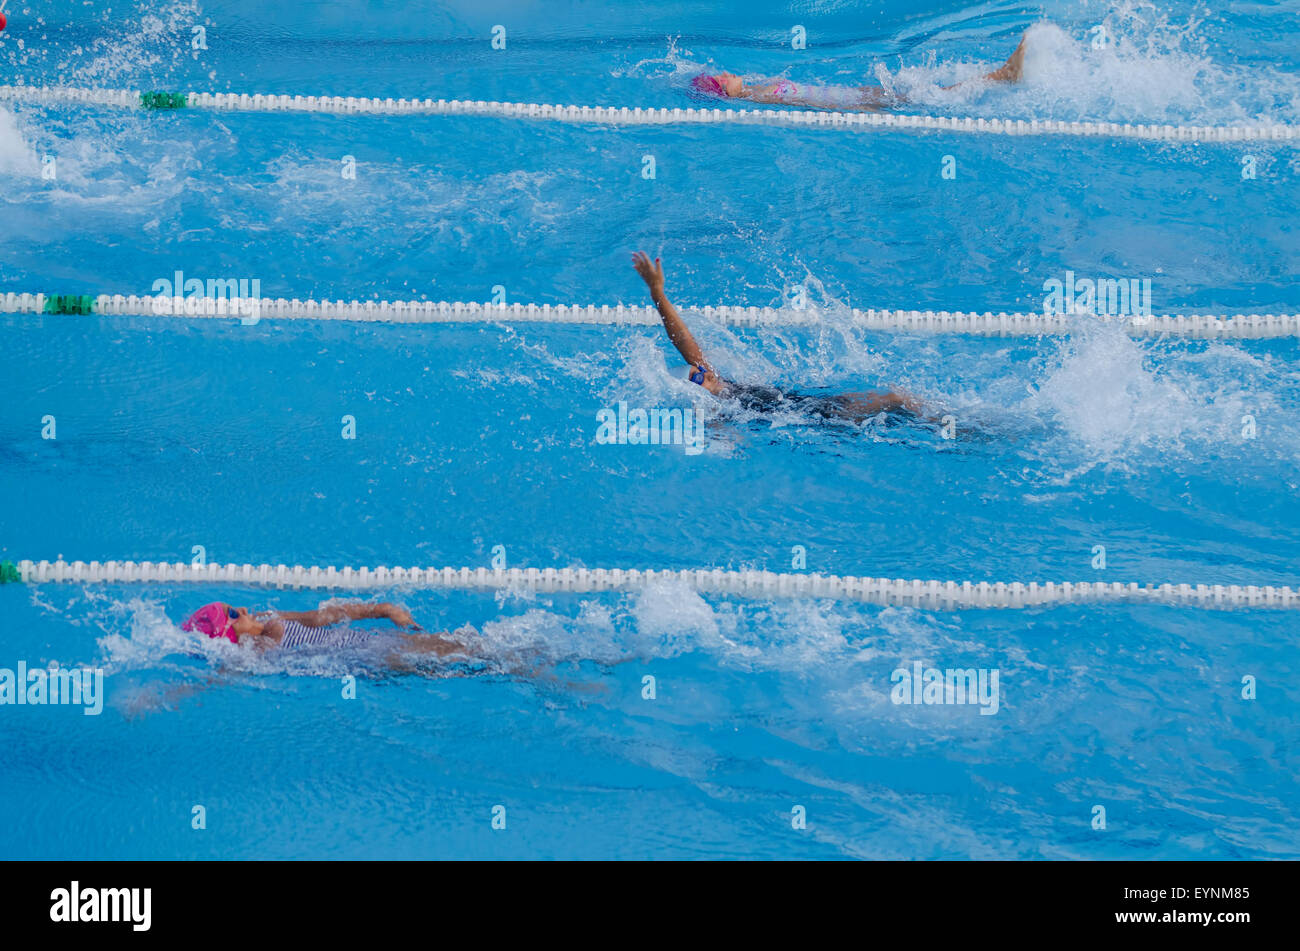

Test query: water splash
[616,34,708,85]
[1015,315,1299,479]
[887,7,1299,126]
[0,1,208,87]
[0,107,39,176]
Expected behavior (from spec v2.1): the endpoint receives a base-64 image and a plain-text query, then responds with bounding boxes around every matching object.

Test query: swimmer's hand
[631,250,666,296]
[385,604,421,630]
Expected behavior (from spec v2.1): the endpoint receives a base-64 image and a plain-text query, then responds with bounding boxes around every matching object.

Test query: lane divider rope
[1,84,1294,144]
[2,559,1295,611]
[4,292,1297,339]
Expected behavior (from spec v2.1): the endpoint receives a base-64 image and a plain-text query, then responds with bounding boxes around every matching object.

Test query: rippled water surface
[1,0,1297,858]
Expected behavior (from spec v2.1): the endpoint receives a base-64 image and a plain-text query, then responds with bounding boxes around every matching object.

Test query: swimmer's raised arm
[632,251,725,393]
[632,251,705,365]
[272,601,419,629]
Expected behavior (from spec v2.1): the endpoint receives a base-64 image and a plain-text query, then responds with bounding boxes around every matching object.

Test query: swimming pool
[2,0,1298,859]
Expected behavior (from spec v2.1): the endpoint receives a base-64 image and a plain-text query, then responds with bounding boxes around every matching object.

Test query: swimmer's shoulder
[257,614,286,639]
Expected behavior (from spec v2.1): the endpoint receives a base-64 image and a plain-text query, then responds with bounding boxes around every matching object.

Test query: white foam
[883,7,1299,126]
[1018,316,1294,475]
[0,107,39,176]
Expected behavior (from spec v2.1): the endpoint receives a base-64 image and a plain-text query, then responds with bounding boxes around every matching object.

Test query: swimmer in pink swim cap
[125,599,497,713]
[182,599,477,662]
[691,31,1028,111]
[181,602,240,642]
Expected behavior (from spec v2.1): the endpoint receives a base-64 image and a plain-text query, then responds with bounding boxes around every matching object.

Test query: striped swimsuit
[278,620,399,650]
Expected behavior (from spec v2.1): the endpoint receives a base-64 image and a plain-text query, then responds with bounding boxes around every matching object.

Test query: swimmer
[631,251,924,423]
[182,599,477,669]
[116,600,483,714]
[692,32,1027,111]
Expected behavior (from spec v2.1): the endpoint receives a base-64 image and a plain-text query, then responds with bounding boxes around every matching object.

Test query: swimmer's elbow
[282,607,331,627]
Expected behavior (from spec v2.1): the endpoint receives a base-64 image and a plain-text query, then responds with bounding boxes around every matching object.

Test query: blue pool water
[2,1,1298,859]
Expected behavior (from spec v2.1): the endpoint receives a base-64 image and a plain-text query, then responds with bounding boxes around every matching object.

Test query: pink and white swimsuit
[768,78,867,109]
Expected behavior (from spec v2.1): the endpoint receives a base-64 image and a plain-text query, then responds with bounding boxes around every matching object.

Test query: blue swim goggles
[688,364,708,385]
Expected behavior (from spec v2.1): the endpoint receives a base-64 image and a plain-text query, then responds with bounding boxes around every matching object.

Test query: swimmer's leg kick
[825,389,926,422]
[942,32,1027,89]
[382,625,481,674]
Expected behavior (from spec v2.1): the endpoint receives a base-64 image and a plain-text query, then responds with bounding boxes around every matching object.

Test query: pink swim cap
[691,73,727,97]
[182,602,237,643]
